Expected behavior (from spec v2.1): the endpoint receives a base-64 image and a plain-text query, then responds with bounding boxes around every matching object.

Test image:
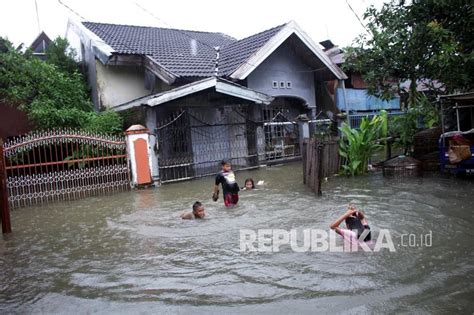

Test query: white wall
[96,62,151,109]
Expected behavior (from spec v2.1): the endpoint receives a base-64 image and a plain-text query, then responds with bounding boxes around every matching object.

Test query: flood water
[1,162,473,314]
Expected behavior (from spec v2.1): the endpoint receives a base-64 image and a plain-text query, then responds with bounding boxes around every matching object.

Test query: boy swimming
[212,159,240,207]
[181,201,205,219]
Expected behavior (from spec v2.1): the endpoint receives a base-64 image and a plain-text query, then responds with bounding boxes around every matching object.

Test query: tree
[345,0,473,102]
[0,37,122,134]
[344,0,473,154]
[45,37,81,75]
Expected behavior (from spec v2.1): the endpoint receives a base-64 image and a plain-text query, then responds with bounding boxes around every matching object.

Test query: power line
[34,0,41,33]
[57,0,86,21]
[345,0,371,35]
[58,0,152,61]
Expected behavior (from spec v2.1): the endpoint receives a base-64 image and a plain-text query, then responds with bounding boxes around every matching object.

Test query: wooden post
[0,139,12,234]
[302,140,307,185]
[317,143,323,196]
[386,138,392,161]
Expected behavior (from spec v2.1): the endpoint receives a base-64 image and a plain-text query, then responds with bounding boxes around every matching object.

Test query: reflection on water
[1,163,473,313]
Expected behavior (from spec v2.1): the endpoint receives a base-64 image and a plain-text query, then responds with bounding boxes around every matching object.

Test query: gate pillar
[145,107,159,182]
[125,125,153,187]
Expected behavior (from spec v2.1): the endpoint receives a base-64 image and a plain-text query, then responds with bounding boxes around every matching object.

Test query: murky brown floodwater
[1,162,473,313]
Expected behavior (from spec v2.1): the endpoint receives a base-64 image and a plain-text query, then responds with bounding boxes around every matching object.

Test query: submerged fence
[303,136,340,195]
[1,130,130,209]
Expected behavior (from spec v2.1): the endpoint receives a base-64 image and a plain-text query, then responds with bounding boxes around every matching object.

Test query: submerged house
[66,20,346,183]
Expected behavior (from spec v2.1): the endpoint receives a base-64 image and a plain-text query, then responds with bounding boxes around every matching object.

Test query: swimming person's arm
[330,209,356,235]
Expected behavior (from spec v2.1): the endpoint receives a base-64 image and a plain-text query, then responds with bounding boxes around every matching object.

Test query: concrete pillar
[145,107,159,182]
[125,125,154,187]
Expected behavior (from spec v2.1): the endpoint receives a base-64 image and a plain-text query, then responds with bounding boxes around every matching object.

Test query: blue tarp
[336,88,400,111]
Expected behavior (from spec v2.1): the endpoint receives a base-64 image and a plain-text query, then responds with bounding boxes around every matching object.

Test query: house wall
[350,73,368,89]
[95,62,167,109]
[336,88,400,111]
[246,41,317,109]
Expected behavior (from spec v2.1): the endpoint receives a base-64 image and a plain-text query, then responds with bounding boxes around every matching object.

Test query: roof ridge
[231,22,287,44]
[82,21,236,38]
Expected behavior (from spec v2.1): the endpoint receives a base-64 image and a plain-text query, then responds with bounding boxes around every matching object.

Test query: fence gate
[2,130,130,208]
[263,109,301,161]
[156,106,259,183]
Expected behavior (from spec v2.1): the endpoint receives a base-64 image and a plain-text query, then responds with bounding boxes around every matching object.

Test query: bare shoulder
[181,212,193,220]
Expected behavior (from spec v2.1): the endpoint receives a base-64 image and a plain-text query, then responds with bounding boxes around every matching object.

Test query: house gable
[29,31,52,60]
[229,21,347,81]
[246,38,317,108]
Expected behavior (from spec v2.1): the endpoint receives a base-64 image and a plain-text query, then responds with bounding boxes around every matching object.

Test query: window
[272,81,278,88]
[286,81,292,89]
[280,81,285,88]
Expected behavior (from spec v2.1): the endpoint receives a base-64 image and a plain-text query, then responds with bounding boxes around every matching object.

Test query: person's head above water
[192,201,205,218]
[345,204,370,241]
[221,159,232,172]
[345,215,364,232]
[244,178,255,190]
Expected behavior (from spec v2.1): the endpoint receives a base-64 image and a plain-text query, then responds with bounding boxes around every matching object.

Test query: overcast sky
[1,0,386,49]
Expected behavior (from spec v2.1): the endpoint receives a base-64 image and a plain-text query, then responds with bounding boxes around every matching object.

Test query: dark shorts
[224,193,239,207]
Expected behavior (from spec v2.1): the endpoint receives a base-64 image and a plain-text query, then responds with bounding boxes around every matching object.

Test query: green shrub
[0,37,122,134]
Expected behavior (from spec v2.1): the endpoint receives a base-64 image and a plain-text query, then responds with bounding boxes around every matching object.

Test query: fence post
[317,142,323,196]
[302,140,307,184]
[297,114,310,156]
[0,139,12,233]
[125,125,154,187]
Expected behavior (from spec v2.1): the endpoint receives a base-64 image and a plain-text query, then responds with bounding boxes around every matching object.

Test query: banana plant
[339,115,383,176]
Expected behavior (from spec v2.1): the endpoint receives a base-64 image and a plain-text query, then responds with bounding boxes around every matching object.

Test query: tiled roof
[218,24,286,75]
[82,22,286,78]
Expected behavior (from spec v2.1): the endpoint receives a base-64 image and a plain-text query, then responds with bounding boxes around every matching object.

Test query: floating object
[257,180,265,185]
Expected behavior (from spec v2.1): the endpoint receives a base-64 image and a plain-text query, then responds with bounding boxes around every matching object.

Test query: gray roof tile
[83,22,287,78]
[218,24,285,75]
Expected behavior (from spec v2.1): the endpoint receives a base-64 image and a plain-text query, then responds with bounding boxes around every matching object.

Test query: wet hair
[221,159,231,166]
[356,211,365,220]
[345,216,371,241]
[192,201,203,212]
[244,178,255,189]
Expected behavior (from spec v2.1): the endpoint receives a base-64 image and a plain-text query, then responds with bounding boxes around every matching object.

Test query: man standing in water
[213,159,240,207]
